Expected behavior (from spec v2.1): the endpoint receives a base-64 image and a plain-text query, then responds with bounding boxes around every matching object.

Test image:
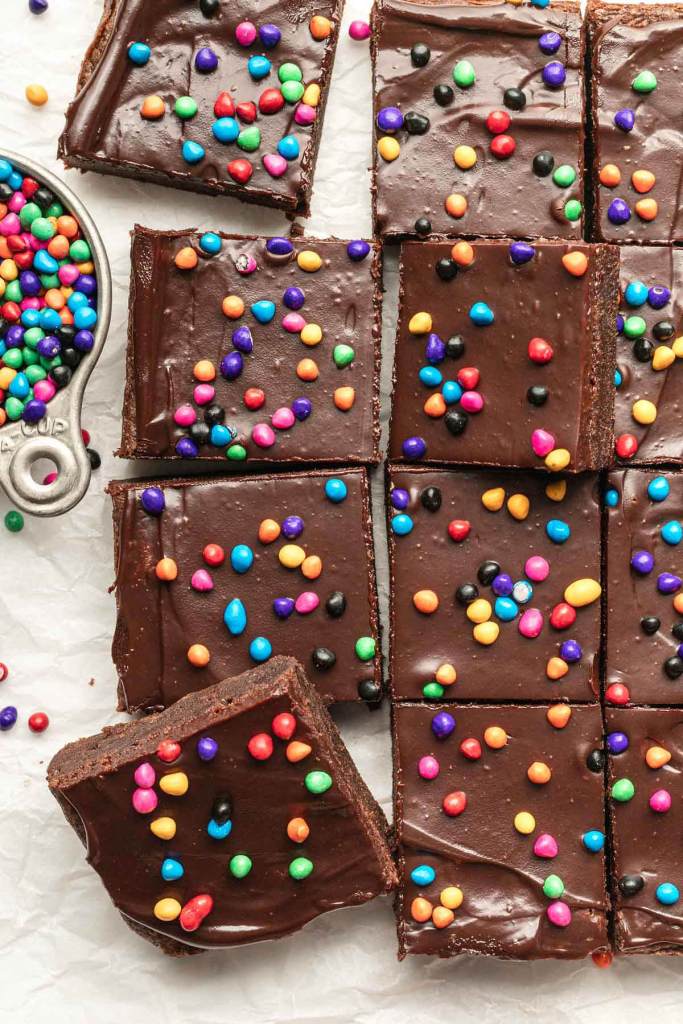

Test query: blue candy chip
[182,140,205,164]
[441,380,463,405]
[410,864,436,886]
[207,818,233,840]
[161,857,184,881]
[604,488,619,508]
[249,636,272,662]
[213,117,240,143]
[230,544,254,573]
[418,366,442,388]
[277,135,300,161]
[582,830,605,853]
[128,42,151,65]
[495,596,518,622]
[546,519,571,544]
[624,280,648,307]
[200,231,222,255]
[325,478,348,503]
[656,882,680,906]
[391,513,414,536]
[661,520,682,545]
[648,476,670,502]
[251,300,276,323]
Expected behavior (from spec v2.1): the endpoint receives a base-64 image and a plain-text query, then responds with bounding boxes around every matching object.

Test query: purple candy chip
[141,486,165,515]
[630,549,654,574]
[291,396,312,420]
[402,436,427,460]
[607,198,631,225]
[614,108,635,132]
[376,106,404,132]
[538,31,562,55]
[509,241,536,265]
[542,61,566,88]
[347,240,371,261]
[391,487,410,511]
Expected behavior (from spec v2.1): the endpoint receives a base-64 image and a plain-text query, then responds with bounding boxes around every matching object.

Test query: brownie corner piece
[120,228,381,465]
[589,1,683,243]
[110,468,381,713]
[389,239,617,471]
[605,468,683,707]
[606,705,683,953]
[48,657,397,953]
[372,0,586,240]
[59,0,344,213]
[394,702,609,959]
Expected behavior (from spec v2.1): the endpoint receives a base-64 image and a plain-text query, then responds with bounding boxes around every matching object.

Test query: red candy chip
[157,739,182,763]
[615,433,638,460]
[2,301,21,321]
[592,949,614,969]
[258,88,285,115]
[28,712,49,733]
[0,662,8,683]
[448,519,471,543]
[7,234,26,253]
[227,158,254,184]
[203,543,225,567]
[485,110,511,135]
[528,337,554,364]
[81,428,91,447]
[236,101,257,123]
[605,682,630,706]
[272,712,297,740]
[243,387,266,411]
[490,134,516,159]
[442,790,467,817]
[15,251,34,270]
[549,602,576,631]
[248,732,274,760]
[460,737,482,760]
[179,894,214,933]
[22,177,40,199]
[457,366,480,390]
[214,91,235,118]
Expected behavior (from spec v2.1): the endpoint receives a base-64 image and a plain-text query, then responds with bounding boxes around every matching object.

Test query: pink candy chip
[349,19,371,39]
[460,390,484,414]
[58,264,80,287]
[295,591,320,615]
[531,428,556,458]
[525,556,550,582]
[263,154,288,178]
[132,787,158,814]
[235,20,257,46]
[272,407,295,430]
[134,762,156,788]
[174,403,197,427]
[533,833,558,859]
[418,755,440,780]
[546,900,572,928]
[282,313,306,334]
[252,422,276,448]
[194,384,215,406]
[294,104,316,127]
[191,569,214,592]
[518,607,544,638]
[649,789,672,813]
[34,379,56,402]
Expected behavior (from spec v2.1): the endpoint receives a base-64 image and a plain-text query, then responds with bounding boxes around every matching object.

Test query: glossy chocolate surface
[122,229,380,465]
[389,240,617,470]
[110,469,380,711]
[394,702,608,958]
[388,467,602,701]
[590,3,683,244]
[59,0,342,211]
[606,469,683,706]
[606,707,683,953]
[373,0,585,239]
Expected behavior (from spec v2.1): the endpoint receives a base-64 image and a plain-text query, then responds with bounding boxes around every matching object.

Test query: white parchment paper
[1,1,682,1020]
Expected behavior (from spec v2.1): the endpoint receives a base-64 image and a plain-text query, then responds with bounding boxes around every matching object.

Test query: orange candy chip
[547,703,572,729]
[528,761,552,784]
[410,897,433,923]
[309,15,332,39]
[193,359,215,382]
[287,817,310,843]
[334,386,355,411]
[222,295,245,319]
[140,95,165,119]
[599,164,621,187]
[562,251,588,277]
[424,393,446,418]
[297,358,319,381]
[431,906,455,929]
[632,170,655,194]
[286,740,312,763]
[187,644,210,667]
[258,518,281,544]
[645,745,671,769]
[413,589,439,614]
[301,555,322,580]
[635,198,658,221]
[451,241,474,267]
[175,246,198,270]
[484,725,507,749]
[445,193,467,219]
[155,557,178,582]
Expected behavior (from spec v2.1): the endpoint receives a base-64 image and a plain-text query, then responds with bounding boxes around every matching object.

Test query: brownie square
[119,228,380,465]
[109,468,381,712]
[394,702,609,959]
[606,707,683,953]
[389,240,618,471]
[48,658,397,954]
[388,466,602,702]
[589,3,683,244]
[614,247,683,466]
[59,0,343,214]
[605,469,683,708]
[372,0,586,240]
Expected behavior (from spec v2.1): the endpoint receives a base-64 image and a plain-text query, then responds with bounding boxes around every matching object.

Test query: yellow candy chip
[545,448,571,472]
[564,578,601,608]
[154,898,182,922]
[0,259,18,282]
[506,493,530,521]
[297,250,323,273]
[300,323,323,346]
[150,817,176,840]
[652,346,675,371]
[435,663,457,686]
[440,886,464,910]
[159,771,189,797]
[481,486,505,511]
[632,399,657,425]
[672,336,683,358]
[466,598,492,624]
[472,621,499,645]
[408,311,432,334]
[302,83,321,107]
[279,544,306,569]
[453,145,477,170]
[545,479,567,502]
[378,136,400,162]
[514,811,536,835]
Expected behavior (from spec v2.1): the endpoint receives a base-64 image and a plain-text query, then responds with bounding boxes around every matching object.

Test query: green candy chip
[304,770,332,795]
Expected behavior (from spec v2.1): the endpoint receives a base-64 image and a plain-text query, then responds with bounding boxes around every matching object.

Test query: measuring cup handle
[1,431,92,517]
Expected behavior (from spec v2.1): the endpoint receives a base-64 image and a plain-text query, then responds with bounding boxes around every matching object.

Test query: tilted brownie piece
[605,469,683,708]
[120,228,380,465]
[389,240,618,471]
[59,0,343,214]
[606,707,683,953]
[589,3,683,244]
[394,702,609,959]
[388,466,602,702]
[614,247,683,465]
[109,468,381,712]
[372,0,586,240]
[48,657,397,954]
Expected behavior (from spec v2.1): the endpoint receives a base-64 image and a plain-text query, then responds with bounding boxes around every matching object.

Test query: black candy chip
[641,615,660,635]
[33,186,55,211]
[189,422,211,446]
[404,111,430,135]
[56,324,76,344]
[420,486,442,512]
[446,335,465,359]
[664,656,683,679]
[455,582,478,605]
[61,347,82,369]
[325,591,346,618]
[436,258,458,281]
[444,409,467,436]
[199,0,220,16]
[415,217,432,236]
[672,623,683,641]
[527,385,548,406]
[618,874,644,897]
[586,749,605,773]
[433,84,454,106]
[51,365,72,389]
[653,319,674,341]
[633,338,653,362]
[0,182,14,201]
[477,560,500,586]
[504,87,526,111]
[411,42,431,67]
[87,448,101,470]
[358,679,382,703]
[532,150,554,176]
[212,794,232,826]
[204,403,226,426]
[312,647,336,671]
